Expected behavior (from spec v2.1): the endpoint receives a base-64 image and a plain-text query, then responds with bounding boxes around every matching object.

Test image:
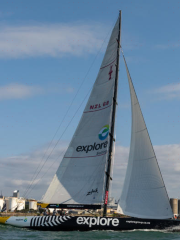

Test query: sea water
[1,225,180,240]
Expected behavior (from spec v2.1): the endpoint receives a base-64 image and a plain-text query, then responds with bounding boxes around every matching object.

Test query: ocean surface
[1,225,180,240]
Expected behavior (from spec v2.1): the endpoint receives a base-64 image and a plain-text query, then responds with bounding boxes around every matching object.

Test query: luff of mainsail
[42,15,120,208]
[120,52,173,219]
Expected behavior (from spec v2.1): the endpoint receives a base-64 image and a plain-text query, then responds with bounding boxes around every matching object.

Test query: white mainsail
[120,53,173,219]
[42,16,120,205]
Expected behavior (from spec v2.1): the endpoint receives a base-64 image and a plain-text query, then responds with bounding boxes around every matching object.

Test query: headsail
[42,15,121,208]
[120,52,173,219]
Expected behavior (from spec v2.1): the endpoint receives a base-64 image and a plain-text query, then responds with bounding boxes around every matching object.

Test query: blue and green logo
[99,125,109,141]
[24,218,27,222]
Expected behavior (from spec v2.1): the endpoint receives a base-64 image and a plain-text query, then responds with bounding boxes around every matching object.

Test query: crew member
[53,208,57,216]
[43,209,48,216]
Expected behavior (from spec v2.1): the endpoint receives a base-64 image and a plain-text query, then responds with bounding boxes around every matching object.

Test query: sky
[0,0,180,203]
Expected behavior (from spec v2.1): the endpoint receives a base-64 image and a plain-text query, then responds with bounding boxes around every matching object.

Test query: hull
[0,216,180,231]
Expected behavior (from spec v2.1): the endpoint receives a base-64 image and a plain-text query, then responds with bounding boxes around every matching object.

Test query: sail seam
[105,40,117,48]
[64,153,107,159]
[135,156,155,161]
[100,58,116,69]
[84,104,112,113]
[135,128,147,133]
[138,186,165,190]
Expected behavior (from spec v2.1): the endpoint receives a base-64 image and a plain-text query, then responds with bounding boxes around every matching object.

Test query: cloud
[0,83,77,100]
[0,141,68,199]
[154,42,180,50]
[152,82,180,100]
[0,140,179,201]
[0,11,13,18]
[111,143,180,201]
[0,83,43,100]
[154,144,180,198]
[110,145,129,200]
[0,22,107,59]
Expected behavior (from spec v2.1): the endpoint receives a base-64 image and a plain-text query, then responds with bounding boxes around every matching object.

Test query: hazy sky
[0,0,180,202]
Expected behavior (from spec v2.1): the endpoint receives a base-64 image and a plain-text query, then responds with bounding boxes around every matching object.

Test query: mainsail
[42,15,121,207]
[120,53,173,219]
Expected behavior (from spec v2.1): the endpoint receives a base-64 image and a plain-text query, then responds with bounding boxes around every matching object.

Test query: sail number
[90,101,109,110]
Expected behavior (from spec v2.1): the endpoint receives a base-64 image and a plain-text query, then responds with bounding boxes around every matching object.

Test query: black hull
[28,216,180,231]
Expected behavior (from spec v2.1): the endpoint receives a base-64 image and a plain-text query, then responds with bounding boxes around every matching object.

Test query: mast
[103,11,121,217]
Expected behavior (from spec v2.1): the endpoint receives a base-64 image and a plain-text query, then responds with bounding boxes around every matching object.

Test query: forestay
[42,17,120,206]
[120,53,173,219]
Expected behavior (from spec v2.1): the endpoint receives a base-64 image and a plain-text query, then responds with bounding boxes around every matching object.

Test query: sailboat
[0,11,180,231]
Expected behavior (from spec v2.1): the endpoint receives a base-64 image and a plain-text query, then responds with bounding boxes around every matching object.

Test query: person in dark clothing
[53,208,57,216]
[43,209,48,216]
[59,209,64,216]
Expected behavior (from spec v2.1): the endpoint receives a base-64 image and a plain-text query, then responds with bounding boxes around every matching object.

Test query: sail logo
[76,141,108,153]
[76,125,109,153]
[76,217,119,227]
[99,125,109,141]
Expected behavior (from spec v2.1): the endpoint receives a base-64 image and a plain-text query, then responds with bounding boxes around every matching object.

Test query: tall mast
[103,11,121,217]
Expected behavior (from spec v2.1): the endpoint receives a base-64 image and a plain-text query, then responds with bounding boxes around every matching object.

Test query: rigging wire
[25,87,92,198]
[22,46,105,198]
[22,15,118,199]
[23,42,103,197]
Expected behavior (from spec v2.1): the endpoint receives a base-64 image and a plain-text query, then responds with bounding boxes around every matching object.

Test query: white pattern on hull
[4,216,71,228]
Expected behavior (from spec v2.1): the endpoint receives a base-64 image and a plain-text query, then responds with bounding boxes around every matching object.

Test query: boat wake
[164,226,180,232]
[121,227,180,233]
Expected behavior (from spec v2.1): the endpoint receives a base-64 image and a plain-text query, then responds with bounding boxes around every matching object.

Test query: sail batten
[42,16,120,206]
[120,53,173,219]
